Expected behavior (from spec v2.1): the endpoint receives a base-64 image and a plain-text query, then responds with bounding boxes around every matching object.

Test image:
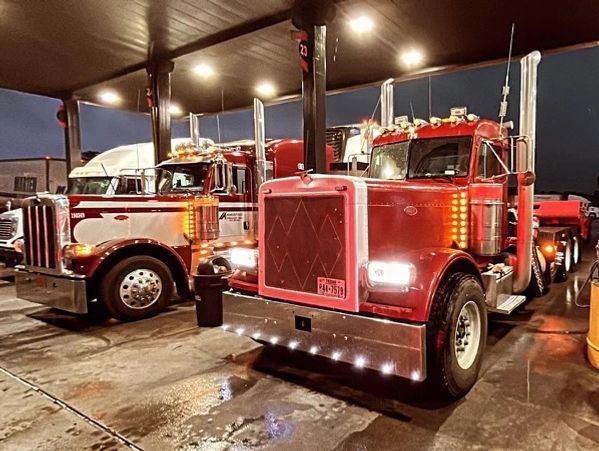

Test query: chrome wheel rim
[572,237,580,265]
[455,300,481,370]
[564,242,572,272]
[119,269,162,309]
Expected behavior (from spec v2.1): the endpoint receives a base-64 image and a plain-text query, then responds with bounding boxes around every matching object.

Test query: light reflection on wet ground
[1,245,599,449]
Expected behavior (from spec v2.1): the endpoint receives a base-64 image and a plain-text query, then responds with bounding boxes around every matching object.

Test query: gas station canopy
[1,0,599,114]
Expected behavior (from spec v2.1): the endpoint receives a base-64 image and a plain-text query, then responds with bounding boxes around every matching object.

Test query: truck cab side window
[477,142,504,178]
[232,167,249,194]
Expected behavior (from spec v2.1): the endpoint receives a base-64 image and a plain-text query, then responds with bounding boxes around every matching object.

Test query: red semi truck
[219,52,588,398]
[15,100,335,321]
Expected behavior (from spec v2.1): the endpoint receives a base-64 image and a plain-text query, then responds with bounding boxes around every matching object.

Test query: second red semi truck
[219,52,589,398]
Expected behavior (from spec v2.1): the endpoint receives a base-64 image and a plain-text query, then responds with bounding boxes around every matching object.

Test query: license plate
[317,277,345,299]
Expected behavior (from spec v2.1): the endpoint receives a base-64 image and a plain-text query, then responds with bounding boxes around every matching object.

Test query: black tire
[527,245,547,297]
[426,272,487,399]
[555,237,572,282]
[99,255,173,321]
[570,234,582,271]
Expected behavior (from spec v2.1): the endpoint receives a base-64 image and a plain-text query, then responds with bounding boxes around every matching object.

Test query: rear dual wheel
[555,237,573,282]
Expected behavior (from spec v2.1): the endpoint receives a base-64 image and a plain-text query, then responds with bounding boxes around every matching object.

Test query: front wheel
[99,255,173,321]
[426,272,487,399]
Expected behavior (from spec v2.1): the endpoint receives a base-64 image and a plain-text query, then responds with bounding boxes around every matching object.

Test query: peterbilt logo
[404,206,418,216]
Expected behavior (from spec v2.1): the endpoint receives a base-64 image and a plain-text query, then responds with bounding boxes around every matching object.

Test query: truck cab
[221,52,566,399]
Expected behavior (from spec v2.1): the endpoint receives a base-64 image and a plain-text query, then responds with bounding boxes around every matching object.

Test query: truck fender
[365,248,481,322]
[71,238,190,298]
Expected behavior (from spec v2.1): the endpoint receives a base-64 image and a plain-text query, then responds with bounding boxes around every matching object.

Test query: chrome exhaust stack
[253,98,268,188]
[513,51,541,294]
[381,78,394,128]
[189,113,200,147]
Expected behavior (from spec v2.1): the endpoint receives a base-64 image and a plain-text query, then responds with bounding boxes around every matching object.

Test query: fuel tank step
[488,294,527,314]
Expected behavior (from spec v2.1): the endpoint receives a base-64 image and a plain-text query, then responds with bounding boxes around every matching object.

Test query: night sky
[0,45,598,194]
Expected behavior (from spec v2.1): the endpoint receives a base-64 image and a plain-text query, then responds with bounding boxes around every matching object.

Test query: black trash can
[194,273,230,327]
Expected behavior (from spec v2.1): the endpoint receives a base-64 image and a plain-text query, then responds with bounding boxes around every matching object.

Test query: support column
[293,0,335,174]
[147,59,175,164]
[63,98,82,179]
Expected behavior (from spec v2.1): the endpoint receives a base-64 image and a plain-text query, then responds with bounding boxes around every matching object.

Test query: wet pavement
[1,255,599,450]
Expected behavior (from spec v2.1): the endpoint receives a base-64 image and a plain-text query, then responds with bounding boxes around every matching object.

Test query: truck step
[488,294,527,314]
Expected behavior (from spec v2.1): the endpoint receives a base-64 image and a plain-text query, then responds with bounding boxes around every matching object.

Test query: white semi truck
[0,139,199,265]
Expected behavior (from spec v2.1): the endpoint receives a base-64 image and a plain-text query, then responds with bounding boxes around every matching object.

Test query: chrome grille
[0,218,14,240]
[23,201,58,269]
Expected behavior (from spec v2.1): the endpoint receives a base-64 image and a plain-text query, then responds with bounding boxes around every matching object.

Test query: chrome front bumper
[15,269,87,314]
[223,291,427,380]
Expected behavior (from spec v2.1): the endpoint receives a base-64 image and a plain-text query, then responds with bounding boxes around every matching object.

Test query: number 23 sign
[298,30,311,73]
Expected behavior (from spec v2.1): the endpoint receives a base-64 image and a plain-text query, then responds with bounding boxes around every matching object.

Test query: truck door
[212,165,254,242]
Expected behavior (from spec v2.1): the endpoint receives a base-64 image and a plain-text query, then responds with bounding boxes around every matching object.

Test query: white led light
[309,345,318,355]
[381,362,394,375]
[410,370,421,381]
[256,81,276,97]
[367,261,412,286]
[270,336,279,345]
[288,340,299,350]
[400,50,424,67]
[193,63,215,77]
[354,356,367,368]
[349,16,374,33]
[221,324,230,331]
[99,90,121,104]
[252,332,261,340]
[235,327,245,336]
[230,247,258,270]
[331,351,342,361]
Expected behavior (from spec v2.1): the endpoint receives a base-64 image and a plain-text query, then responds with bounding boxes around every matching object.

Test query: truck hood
[364,178,462,256]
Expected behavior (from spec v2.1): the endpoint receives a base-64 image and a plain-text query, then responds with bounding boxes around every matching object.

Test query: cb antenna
[499,23,515,129]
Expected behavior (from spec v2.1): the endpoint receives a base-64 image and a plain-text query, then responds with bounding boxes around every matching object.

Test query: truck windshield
[68,177,114,194]
[370,137,473,180]
[158,163,210,193]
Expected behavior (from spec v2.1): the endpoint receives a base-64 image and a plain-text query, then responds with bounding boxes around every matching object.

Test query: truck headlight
[365,261,414,289]
[230,247,258,270]
[63,243,96,259]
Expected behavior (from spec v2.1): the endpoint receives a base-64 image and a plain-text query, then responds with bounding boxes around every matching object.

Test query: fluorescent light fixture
[256,81,276,97]
[193,63,215,77]
[349,16,374,33]
[169,103,183,116]
[401,50,424,67]
[99,90,121,104]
